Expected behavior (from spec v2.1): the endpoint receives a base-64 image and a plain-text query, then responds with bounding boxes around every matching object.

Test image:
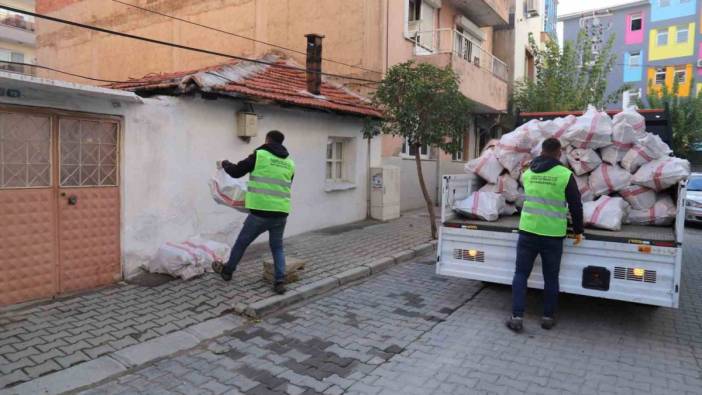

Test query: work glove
[573,233,584,246]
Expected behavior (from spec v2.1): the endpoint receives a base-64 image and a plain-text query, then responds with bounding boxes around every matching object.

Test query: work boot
[541,316,556,330]
[505,316,523,333]
[211,261,232,282]
[273,282,286,295]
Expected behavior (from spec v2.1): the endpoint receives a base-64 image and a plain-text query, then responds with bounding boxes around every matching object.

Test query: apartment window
[630,14,642,31]
[0,49,24,73]
[326,139,345,181]
[675,66,687,84]
[654,67,666,85]
[622,89,642,109]
[659,0,670,6]
[452,135,464,161]
[408,0,421,22]
[657,30,668,46]
[401,138,429,159]
[629,52,641,67]
[676,25,689,43]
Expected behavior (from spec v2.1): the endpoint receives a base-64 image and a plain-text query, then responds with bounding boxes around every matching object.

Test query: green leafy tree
[366,61,472,239]
[513,30,626,111]
[642,80,702,157]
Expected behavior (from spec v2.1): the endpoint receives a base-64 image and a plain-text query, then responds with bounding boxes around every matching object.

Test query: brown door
[57,118,121,293]
[0,109,121,306]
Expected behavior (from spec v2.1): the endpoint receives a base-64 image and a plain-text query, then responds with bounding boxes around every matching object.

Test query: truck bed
[444,215,676,245]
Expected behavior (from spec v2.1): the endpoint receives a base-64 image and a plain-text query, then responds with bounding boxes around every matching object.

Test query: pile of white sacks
[456,106,690,231]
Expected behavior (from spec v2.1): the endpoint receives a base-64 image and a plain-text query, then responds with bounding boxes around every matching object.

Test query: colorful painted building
[560,0,702,108]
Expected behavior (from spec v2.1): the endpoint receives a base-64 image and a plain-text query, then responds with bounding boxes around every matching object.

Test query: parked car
[685,173,702,224]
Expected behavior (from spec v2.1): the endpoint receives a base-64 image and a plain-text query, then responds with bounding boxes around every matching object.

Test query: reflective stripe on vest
[519,165,572,237]
[245,150,295,213]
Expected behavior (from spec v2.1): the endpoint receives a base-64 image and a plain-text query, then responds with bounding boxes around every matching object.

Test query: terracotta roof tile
[107,54,381,118]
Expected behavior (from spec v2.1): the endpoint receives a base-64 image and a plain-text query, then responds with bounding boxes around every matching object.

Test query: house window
[656,30,668,46]
[452,134,465,161]
[659,0,670,6]
[0,48,24,73]
[401,138,429,159]
[326,138,345,181]
[629,52,641,67]
[623,89,642,109]
[408,0,421,22]
[654,67,666,85]
[675,66,687,84]
[676,25,689,43]
[630,14,642,31]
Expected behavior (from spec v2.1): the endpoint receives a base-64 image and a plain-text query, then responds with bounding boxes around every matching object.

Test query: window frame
[674,66,687,85]
[401,137,430,159]
[676,25,689,43]
[630,14,642,32]
[452,134,465,161]
[629,52,641,67]
[654,67,667,85]
[325,138,345,182]
[656,30,669,46]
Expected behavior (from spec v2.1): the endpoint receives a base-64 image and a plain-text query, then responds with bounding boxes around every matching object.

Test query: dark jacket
[222,143,293,218]
[524,156,584,236]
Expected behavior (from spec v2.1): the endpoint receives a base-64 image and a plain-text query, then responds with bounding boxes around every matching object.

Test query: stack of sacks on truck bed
[458,105,690,230]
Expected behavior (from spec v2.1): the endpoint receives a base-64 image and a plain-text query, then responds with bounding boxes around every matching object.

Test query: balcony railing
[411,28,509,81]
[0,10,35,32]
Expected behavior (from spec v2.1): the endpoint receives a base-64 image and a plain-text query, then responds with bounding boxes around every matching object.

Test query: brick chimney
[305,34,324,95]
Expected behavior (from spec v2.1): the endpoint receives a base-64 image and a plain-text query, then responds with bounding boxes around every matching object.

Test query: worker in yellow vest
[507,138,583,332]
[212,130,295,295]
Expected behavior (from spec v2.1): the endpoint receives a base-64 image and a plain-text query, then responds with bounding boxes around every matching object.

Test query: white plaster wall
[513,5,548,83]
[0,91,380,278]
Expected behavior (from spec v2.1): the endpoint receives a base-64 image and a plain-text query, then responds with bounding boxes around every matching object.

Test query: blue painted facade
[623,50,645,82]
[544,0,558,39]
[650,0,697,22]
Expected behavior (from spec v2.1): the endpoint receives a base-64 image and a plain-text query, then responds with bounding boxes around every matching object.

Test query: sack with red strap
[621,134,672,173]
[612,106,646,134]
[601,122,646,165]
[495,123,538,180]
[589,164,632,196]
[465,147,504,184]
[632,157,691,192]
[567,147,602,176]
[575,174,594,202]
[209,168,248,213]
[454,191,505,222]
[618,184,656,210]
[563,105,613,149]
[479,173,520,202]
[538,114,577,142]
[626,195,676,226]
[148,242,207,280]
[584,196,630,231]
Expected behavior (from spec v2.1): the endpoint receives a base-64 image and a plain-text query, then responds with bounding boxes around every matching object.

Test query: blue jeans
[511,232,564,318]
[223,214,287,283]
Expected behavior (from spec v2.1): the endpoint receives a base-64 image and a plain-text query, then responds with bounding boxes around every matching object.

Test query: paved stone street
[0,211,433,389]
[60,227,702,395]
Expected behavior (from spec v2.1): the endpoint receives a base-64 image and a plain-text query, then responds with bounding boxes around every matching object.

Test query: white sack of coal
[567,147,602,176]
[479,173,520,202]
[465,148,503,184]
[538,115,577,142]
[515,187,525,208]
[564,105,613,149]
[454,191,506,222]
[626,195,677,226]
[584,196,630,231]
[496,128,535,180]
[633,157,691,191]
[618,185,657,210]
[621,134,672,173]
[501,203,518,216]
[589,164,632,196]
[575,174,594,202]
[601,122,646,165]
[532,139,568,163]
[612,106,646,133]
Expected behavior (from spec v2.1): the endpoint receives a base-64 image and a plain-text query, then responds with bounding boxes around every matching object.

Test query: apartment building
[33,0,509,210]
[560,0,701,109]
[0,0,35,75]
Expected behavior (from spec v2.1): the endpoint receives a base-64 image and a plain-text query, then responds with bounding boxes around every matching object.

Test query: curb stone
[391,250,416,263]
[412,242,434,257]
[111,331,200,368]
[364,257,395,274]
[294,277,340,300]
[334,266,372,285]
[244,291,304,318]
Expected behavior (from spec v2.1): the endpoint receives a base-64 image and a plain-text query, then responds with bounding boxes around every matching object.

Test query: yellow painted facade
[647,64,693,97]
[648,23,695,61]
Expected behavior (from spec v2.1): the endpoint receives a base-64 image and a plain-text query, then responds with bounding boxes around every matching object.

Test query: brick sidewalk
[0,210,434,389]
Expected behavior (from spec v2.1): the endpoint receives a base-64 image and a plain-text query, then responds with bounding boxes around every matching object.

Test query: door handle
[68,195,78,205]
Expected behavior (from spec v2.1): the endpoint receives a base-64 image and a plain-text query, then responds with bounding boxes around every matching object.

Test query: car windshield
[688,177,702,191]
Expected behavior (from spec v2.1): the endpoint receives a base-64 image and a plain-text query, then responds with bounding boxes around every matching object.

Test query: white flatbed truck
[436,109,685,308]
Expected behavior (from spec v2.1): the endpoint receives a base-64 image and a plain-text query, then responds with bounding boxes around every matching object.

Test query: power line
[111,0,383,76]
[0,5,380,85]
[0,61,131,83]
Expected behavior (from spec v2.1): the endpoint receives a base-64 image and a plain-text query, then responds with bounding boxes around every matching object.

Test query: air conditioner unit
[696,58,702,68]
[527,0,540,17]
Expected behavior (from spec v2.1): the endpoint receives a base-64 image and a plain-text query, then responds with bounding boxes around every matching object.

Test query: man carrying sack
[212,130,295,295]
[506,138,584,332]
